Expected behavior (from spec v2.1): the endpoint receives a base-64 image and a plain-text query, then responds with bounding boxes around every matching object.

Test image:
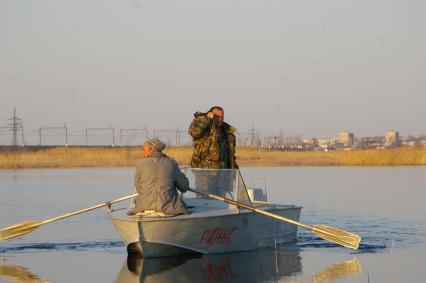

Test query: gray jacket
[133,152,190,216]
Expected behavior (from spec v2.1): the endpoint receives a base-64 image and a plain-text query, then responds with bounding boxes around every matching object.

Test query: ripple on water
[297,210,426,253]
[0,241,124,253]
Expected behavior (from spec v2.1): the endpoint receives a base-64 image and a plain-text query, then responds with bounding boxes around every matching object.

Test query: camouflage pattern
[188,112,238,169]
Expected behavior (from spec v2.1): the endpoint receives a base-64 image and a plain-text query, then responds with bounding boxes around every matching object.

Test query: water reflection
[312,258,361,282]
[115,247,302,283]
[0,258,50,283]
[115,248,361,283]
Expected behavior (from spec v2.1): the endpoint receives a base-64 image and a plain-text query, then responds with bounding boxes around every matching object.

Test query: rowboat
[108,169,302,258]
[1,170,359,251]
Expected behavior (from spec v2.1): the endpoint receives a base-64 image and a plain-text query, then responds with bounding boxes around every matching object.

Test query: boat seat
[130,210,174,218]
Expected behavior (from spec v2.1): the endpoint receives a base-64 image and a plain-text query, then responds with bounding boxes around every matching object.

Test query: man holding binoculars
[188,106,238,169]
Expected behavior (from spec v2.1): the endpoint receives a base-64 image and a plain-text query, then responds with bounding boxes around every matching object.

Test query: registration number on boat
[199,227,238,245]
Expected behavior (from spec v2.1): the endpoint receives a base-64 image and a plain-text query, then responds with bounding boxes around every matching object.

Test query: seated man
[128,138,190,216]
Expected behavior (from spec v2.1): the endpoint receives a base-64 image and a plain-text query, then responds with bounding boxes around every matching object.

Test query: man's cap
[145,138,166,152]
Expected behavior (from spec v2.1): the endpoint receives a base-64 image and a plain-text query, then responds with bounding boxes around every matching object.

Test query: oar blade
[312,225,361,250]
[0,221,40,241]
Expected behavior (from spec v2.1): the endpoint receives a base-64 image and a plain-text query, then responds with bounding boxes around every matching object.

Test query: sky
[1,0,425,138]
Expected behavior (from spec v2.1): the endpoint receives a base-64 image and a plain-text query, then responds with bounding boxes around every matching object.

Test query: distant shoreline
[0,146,425,169]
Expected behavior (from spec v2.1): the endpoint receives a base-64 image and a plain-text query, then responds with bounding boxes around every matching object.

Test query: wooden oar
[188,188,361,250]
[0,193,138,241]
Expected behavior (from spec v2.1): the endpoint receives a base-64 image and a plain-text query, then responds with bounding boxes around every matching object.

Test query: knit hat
[145,138,166,152]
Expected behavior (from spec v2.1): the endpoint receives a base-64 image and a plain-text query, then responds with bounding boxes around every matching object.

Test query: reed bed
[0,146,425,169]
[237,147,426,166]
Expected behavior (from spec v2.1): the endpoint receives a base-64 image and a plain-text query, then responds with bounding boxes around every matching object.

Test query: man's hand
[207,111,215,119]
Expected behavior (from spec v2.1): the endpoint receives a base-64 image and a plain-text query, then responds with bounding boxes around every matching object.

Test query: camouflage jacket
[188,112,238,169]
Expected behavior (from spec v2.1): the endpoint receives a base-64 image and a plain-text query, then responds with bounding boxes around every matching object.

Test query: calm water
[0,167,425,282]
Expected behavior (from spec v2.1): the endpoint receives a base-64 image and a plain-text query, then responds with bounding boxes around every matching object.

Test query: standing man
[128,138,190,216]
[188,106,238,169]
[188,106,238,197]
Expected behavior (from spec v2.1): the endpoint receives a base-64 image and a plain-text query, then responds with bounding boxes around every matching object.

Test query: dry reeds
[236,147,426,166]
[0,146,425,169]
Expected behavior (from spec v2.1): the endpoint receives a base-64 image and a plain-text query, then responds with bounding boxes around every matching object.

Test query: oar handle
[40,193,138,225]
[188,188,312,230]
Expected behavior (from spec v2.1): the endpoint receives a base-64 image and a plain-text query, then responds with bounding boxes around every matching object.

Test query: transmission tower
[7,107,24,148]
[249,123,256,146]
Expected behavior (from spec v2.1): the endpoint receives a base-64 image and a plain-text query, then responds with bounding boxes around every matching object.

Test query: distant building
[339,131,355,146]
[385,130,400,147]
[317,138,338,150]
[359,136,386,149]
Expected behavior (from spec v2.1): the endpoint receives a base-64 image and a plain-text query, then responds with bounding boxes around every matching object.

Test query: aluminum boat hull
[109,201,301,258]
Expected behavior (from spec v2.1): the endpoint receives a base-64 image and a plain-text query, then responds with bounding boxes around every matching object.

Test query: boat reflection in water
[115,247,361,283]
[115,247,301,283]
